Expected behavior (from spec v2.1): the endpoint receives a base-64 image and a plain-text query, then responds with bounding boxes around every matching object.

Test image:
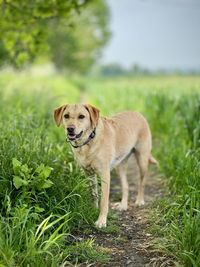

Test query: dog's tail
[149,155,158,165]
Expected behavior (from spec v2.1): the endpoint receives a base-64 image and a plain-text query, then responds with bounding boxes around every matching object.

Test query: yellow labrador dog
[54,104,157,228]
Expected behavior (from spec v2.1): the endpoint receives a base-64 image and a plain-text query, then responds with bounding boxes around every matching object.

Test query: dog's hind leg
[113,161,129,211]
[135,150,149,206]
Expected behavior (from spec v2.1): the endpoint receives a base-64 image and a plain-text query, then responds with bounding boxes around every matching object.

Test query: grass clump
[65,239,109,265]
[0,76,106,266]
[146,94,200,267]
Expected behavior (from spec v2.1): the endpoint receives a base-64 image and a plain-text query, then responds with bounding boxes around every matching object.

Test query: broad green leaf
[35,206,45,213]
[12,158,21,168]
[35,164,45,174]
[36,164,53,179]
[40,179,53,189]
[41,166,53,179]
[13,176,28,189]
[12,158,22,175]
[20,163,30,175]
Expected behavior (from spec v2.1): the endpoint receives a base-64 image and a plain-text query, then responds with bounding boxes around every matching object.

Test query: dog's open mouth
[68,131,83,141]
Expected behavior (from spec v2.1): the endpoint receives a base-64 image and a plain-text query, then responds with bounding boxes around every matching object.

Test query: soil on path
[77,155,170,267]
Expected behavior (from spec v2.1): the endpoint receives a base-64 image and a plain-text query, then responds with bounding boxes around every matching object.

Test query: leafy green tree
[0,0,91,66]
[48,0,110,73]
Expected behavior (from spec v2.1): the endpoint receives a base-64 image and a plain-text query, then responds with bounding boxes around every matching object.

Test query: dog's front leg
[89,174,99,208]
[95,169,110,228]
[85,169,99,208]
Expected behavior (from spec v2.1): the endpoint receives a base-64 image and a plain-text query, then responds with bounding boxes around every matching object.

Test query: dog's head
[54,104,99,141]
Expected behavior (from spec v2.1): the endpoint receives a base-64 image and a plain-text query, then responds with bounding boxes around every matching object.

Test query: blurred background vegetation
[1,0,198,76]
[0,0,110,73]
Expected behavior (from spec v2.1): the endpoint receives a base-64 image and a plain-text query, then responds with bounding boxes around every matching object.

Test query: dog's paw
[135,199,145,206]
[112,202,128,211]
[95,218,107,228]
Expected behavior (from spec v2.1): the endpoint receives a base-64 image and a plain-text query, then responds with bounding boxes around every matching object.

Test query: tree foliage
[0,0,108,70]
[48,0,110,73]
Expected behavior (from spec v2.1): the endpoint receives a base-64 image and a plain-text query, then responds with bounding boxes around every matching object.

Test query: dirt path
[74,93,167,266]
[75,155,168,267]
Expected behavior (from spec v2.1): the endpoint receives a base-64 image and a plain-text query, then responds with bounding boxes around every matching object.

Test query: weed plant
[0,75,101,266]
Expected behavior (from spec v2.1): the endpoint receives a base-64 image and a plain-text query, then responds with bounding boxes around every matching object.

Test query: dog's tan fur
[54,104,157,228]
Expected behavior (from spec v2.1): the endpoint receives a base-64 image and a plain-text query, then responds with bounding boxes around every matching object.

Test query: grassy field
[0,70,200,266]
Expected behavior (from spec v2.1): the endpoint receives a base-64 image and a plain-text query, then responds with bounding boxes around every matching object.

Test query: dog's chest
[74,151,96,173]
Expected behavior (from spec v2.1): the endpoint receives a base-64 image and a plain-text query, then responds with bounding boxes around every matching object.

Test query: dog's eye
[78,114,85,119]
[64,114,69,119]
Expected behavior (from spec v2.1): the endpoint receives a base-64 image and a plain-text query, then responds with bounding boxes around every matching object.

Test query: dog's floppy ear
[54,104,67,127]
[84,104,100,128]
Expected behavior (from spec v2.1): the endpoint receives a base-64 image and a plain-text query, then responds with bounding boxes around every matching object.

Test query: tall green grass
[87,76,200,266]
[146,94,200,267]
[0,74,103,266]
[0,72,200,266]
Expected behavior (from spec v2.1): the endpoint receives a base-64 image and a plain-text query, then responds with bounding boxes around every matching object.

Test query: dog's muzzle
[67,130,83,141]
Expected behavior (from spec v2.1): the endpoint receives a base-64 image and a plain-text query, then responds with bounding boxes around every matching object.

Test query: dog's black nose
[67,126,75,133]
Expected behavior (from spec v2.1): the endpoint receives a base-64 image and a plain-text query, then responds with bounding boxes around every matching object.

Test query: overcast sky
[101,0,200,70]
